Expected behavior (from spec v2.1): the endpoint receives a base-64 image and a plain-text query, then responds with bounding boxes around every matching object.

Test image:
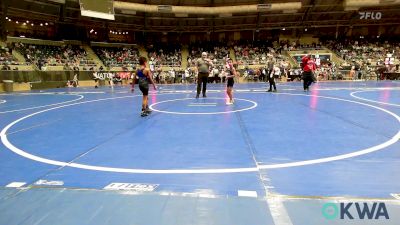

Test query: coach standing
[302,54,316,91]
[266,58,276,92]
[195,52,213,98]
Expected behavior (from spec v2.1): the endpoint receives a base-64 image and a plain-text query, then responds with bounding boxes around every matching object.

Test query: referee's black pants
[268,76,276,91]
[197,72,209,97]
[303,71,314,90]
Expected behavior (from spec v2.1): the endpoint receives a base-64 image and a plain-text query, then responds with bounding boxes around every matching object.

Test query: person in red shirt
[302,55,316,91]
[301,54,310,70]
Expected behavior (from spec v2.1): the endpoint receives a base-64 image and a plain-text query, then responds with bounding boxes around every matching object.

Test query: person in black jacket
[267,59,277,92]
[259,66,266,82]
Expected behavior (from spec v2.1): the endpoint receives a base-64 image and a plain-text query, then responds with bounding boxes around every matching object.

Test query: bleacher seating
[0,46,23,70]
[93,46,139,68]
[14,43,96,70]
[187,42,230,67]
[147,43,182,67]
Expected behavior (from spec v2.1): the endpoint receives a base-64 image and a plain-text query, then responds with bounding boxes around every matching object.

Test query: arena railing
[113,1,302,15]
[0,70,100,83]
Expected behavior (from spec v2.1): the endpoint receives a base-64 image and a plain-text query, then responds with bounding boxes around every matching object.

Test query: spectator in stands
[66,80,74,87]
[211,67,220,83]
[63,63,69,71]
[1,64,11,70]
[259,66,267,82]
[281,60,290,77]
[14,43,95,69]
[147,44,182,67]
[94,47,139,68]
[183,68,190,84]
[324,39,400,76]
[169,68,176,83]
[73,74,79,87]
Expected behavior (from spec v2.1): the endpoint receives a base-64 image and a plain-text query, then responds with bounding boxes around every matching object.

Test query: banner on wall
[92,72,132,80]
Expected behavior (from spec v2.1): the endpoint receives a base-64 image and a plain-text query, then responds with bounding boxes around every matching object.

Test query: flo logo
[322,202,389,220]
[359,12,382,20]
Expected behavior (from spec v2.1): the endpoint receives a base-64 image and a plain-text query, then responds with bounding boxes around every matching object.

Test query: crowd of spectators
[187,42,230,67]
[325,39,400,67]
[323,39,400,79]
[0,46,20,70]
[234,41,276,65]
[93,46,139,68]
[3,39,398,81]
[279,40,323,52]
[14,43,95,70]
[147,44,182,67]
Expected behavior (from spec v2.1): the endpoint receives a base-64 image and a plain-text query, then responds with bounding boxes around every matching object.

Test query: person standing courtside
[302,54,316,91]
[195,52,213,98]
[225,58,237,105]
[267,59,277,92]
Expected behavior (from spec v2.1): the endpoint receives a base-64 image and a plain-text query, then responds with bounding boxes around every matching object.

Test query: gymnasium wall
[0,70,96,83]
